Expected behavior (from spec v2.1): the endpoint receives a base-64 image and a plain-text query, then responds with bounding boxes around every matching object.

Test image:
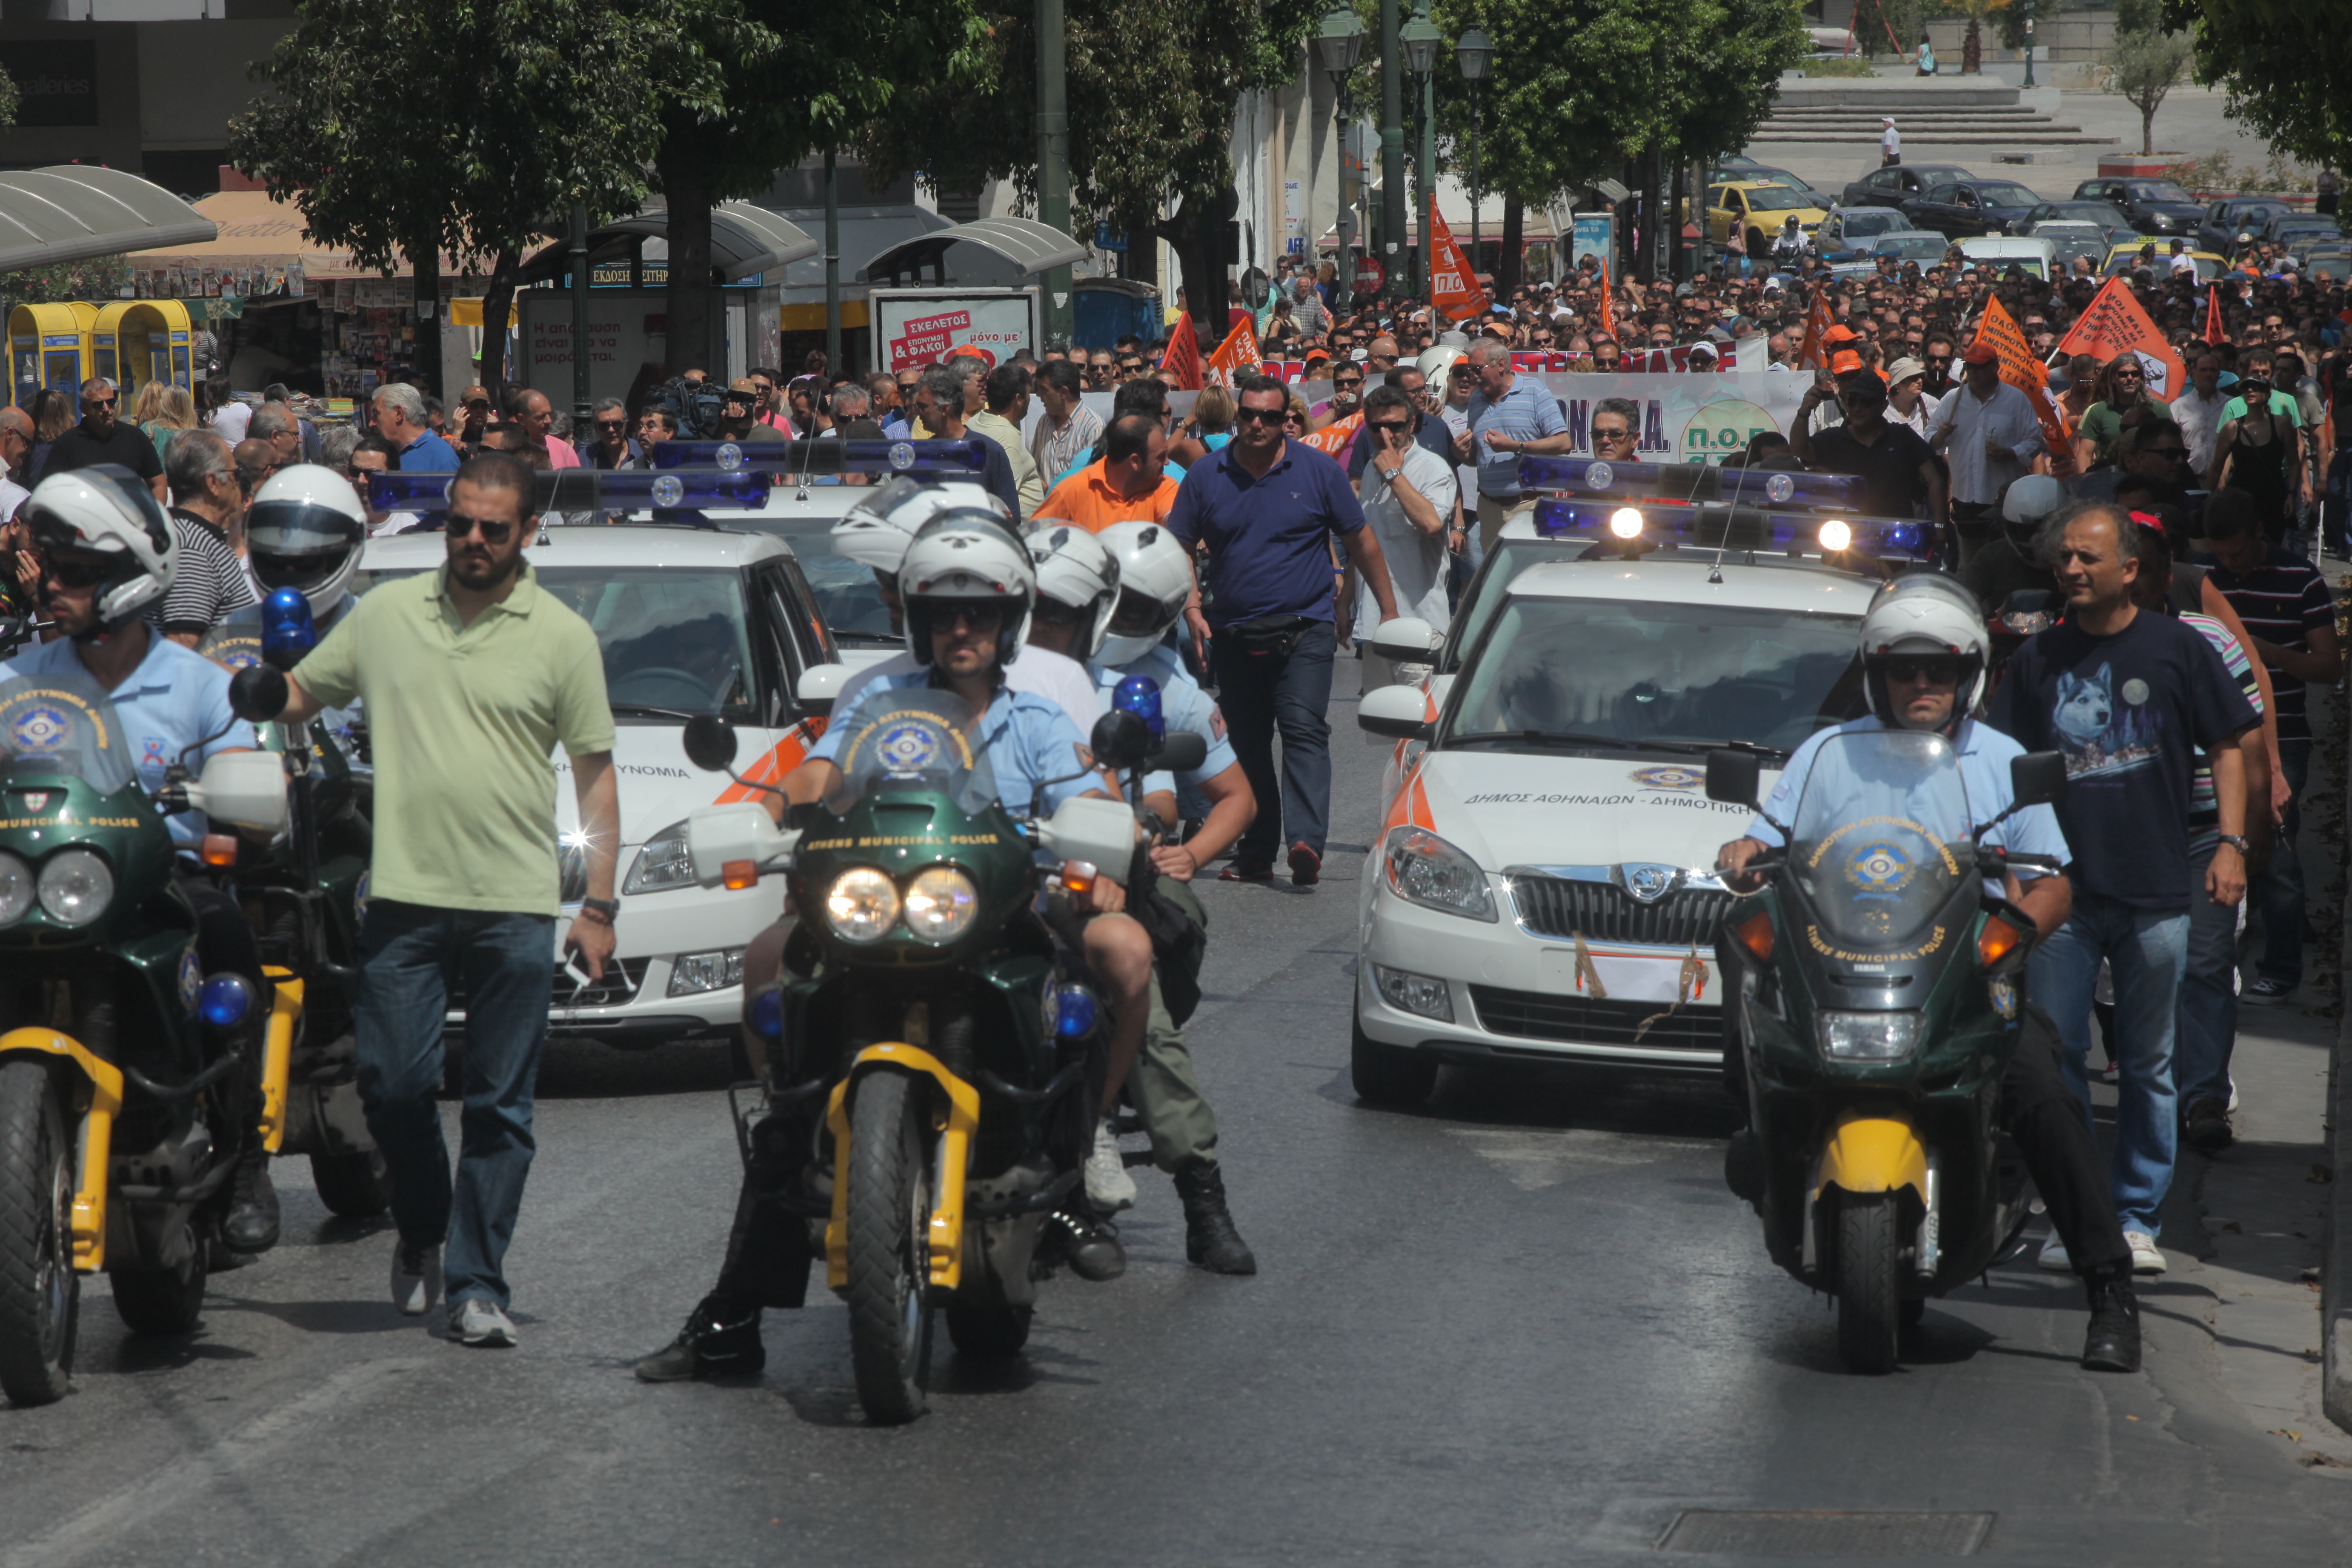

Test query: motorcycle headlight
[1818,1009,1924,1061]
[38,849,112,928]
[1382,827,1496,921]
[903,866,979,945]
[0,851,32,925]
[624,820,695,894]
[824,867,901,943]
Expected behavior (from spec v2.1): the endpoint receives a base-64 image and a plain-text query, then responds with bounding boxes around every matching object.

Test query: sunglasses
[82,398,116,411]
[596,419,628,431]
[446,511,518,544]
[1883,656,1964,684]
[1334,376,1363,388]
[1032,598,1085,625]
[936,604,1003,632]
[43,556,110,589]
[1236,406,1288,425]
[1369,420,1410,434]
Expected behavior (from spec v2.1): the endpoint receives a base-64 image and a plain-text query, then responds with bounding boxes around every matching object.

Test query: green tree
[1944,0,2009,74]
[2164,0,2345,206]
[0,255,127,306]
[2104,26,2192,155]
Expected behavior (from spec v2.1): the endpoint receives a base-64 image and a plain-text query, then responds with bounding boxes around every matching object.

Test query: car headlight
[824,867,901,943]
[0,851,32,925]
[1818,1009,1924,1061]
[624,820,695,894]
[1374,964,1454,1021]
[903,866,979,945]
[668,947,745,996]
[38,849,112,928]
[1382,827,1496,922]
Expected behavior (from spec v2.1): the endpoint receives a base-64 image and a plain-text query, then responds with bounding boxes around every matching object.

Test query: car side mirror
[794,662,849,718]
[1705,748,1762,809]
[2011,750,2068,809]
[1370,616,1444,661]
[1090,708,1153,772]
[682,714,739,773]
[1356,684,1434,741]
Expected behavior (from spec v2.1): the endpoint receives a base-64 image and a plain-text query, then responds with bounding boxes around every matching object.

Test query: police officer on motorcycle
[635,510,1144,1382]
[3,465,277,1250]
[209,465,372,757]
[1714,575,2142,1373]
[1026,521,1259,1273]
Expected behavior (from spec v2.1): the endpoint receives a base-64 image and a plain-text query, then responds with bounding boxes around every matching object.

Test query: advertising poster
[871,289,1036,373]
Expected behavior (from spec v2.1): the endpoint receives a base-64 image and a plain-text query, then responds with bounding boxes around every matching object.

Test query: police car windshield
[1445,597,1867,757]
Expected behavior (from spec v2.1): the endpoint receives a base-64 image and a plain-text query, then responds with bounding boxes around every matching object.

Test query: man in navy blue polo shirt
[1168,372,1400,887]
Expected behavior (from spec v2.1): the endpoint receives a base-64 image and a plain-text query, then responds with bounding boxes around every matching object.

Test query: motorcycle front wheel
[111,1246,205,1337]
[945,1302,1032,1359]
[0,1060,76,1405]
[845,1069,934,1424]
[1835,1193,1902,1375]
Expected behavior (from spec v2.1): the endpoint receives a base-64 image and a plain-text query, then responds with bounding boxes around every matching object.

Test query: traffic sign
[1352,255,1387,296]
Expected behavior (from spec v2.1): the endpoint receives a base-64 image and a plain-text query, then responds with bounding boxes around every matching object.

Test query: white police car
[356,525,846,1059]
[1349,473,1912,1105]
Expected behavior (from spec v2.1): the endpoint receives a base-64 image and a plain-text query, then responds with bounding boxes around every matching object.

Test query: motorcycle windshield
[822,686,1001,817]
[1789,729,1974,956]
[0,671,139,794]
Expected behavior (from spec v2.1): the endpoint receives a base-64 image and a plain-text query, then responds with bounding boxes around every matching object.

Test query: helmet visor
[247,500,362,595]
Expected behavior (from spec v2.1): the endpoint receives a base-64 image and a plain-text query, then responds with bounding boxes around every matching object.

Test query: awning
[516,202,818,285]
[862,217,1087,285]
[769,203,954,300]
[0,165,216,273]
[127,189,366,277]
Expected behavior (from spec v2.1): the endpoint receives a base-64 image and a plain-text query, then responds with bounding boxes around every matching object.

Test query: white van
[1957,236,2058,281]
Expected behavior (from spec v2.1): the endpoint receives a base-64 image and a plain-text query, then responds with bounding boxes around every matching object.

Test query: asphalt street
[5,660,2352,1565]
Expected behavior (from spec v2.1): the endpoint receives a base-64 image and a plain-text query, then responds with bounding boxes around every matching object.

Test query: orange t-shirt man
[1032,455,1181,533]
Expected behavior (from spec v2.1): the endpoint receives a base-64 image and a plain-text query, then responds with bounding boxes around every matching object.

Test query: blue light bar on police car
[649,438,989,476]
[1531,497,1934,562]
[364,468,774,515]
[1517,455,1865,511]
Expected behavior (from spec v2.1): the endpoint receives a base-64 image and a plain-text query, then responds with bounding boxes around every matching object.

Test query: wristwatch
[2216,834,2251,854]
[579,896,619,924]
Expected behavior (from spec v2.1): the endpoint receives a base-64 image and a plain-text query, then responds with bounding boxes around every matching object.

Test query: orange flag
[2203,282,2223,346]
[1795,291,1835,370]
[1428,197,1492,322]
[2053,276,2187,402]
[1303,410,1362,455]
[1159,312,1204,391]
[1972,294,2074,470]
[1205,316,1261,387]
[1596,263,1619,342]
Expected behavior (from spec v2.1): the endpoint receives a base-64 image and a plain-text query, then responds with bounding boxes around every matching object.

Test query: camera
[654,377,728,439]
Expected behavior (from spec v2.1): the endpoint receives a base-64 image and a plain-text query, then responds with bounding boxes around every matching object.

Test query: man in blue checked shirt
[1450,338,1570,551]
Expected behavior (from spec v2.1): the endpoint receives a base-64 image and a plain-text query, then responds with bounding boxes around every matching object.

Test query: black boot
[1046,1201,1126,1281]
[222,1148,280,1253]
[2081,1269,2141,1373]
[634,1294,766,1382]
[1174,1162,1257,1275]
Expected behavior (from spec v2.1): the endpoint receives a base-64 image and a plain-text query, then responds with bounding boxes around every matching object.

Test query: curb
[2327,987,2352,1431]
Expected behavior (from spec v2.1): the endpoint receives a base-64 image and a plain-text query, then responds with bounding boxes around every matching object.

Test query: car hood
[1414,748,1776,872]
[551,718,817,844]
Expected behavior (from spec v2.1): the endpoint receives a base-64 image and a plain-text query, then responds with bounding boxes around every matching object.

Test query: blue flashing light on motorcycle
[748,986,785,1041]
[199,973,255,1030]
[1050,983,1099,1039]
[260,587,315,671]
[1518,455,1865,511]
[1112,674,1166,743]
[650,438,990,476]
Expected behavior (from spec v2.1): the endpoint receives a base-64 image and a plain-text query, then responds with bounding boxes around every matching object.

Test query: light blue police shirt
[3,631,259,850]
[214,590,365,763]
[809,671,1100,816]
[1747,715,2071,891]
[1088,643,1238,797]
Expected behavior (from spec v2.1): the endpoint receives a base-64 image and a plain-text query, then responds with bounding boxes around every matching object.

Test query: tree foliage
[0,66,19,133]
[2105,27,2192,155]
[1,254,126,306]
[2167,0,2350,176]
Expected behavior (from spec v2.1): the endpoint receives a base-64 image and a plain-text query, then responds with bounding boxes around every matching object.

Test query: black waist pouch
[1223,612,1314,659]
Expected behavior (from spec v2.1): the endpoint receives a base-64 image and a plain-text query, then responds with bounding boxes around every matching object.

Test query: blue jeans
[2175,845,2240,1110]
[2257,738,2312,986]
[2028,892,2188,1238]
[1213,617,1336,865]
[355,899,556,1309]
[1447,515,1485,612]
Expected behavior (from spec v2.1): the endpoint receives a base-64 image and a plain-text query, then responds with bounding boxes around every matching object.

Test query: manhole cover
[1659,1510,1995,1556]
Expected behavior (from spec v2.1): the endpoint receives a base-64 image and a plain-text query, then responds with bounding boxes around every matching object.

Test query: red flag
[1794,291,1835,370]
[2053,276,2187,401]
[1596,264,1618,342]
[1206,317,1261,386]
[1302,410,1362,455]
[2203,282,2223,346]
[1158,313,1204,391]
[1428,197,1492,322]
[1971,294,2074,473]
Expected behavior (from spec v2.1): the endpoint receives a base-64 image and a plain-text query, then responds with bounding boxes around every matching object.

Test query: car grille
[1508,876,1733,949]
[444,957,650,1017]
[1469,987,1721,1053]
[559,839,589,904]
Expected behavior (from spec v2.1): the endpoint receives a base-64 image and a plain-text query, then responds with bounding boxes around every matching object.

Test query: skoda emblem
[1620,863,1678,904]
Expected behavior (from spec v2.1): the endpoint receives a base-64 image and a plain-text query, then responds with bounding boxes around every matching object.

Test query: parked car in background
[2072,176,2206,237]
[1705,181,1830,254]
[2100,242,2223,280]
[1711,164,1829,204]
[1815,206,1912,258]
[2195,197,2297,255]
[1840,163,1974,211]
[2021,220,2114,270]
[2302,244,2352,280]
[2263,212,2340,251]
[2019,200,2133,239]
[1900,178,2042,239]
[1957,235,2059,280]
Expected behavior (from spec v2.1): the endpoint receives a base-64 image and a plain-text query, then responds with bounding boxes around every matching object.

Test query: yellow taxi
[1703,182,1830,253]
[2099,242,2224,281]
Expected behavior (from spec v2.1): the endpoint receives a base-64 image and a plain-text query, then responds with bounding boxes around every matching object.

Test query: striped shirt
[2199,545,2333,740]
[1030,404,1105,493]
[157,509,257,638]
[2180,610,2261,860]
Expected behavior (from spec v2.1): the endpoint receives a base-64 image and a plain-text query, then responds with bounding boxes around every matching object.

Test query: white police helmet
[831,477,1007,576]
[247,463,367,618]
[898,510,1035,669]
[21,464,175,632]
[1094,520,1196,666]
[1859,573,1989,732]
[1025,525,1121,659]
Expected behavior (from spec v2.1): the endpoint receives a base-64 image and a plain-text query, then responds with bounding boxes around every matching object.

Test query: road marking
[1446,1127,1712,1191]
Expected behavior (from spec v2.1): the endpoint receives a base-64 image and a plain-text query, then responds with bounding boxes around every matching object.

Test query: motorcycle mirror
[1090,708,1152,772]
[682,714,740,773]
[1150,730,1208,774]
[2001,587,2055,619]
[228,664,289,723]
[2010,749,2068,809]
[1705,748,1762,809]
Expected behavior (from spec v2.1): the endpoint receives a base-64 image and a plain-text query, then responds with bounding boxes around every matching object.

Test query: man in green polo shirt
[249,450,620,1348]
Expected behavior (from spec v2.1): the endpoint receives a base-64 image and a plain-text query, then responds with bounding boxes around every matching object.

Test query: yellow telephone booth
[93,301,193,399]
[7,303,92,409]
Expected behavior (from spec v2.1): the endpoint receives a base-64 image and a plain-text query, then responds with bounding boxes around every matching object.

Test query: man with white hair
[1882,116,1900,165]
[371,382,458,472]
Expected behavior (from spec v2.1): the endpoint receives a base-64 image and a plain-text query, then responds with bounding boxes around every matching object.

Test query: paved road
[6,665,2351,1565]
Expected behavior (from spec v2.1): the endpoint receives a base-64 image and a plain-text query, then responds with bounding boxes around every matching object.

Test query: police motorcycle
[672,676,1203,1424]
[0,669,291,1404]
[1703,729,2068,1375]
[196,467,390,1220]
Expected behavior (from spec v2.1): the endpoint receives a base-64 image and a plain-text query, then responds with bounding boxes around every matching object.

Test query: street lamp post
[1456,25,1491,291]
[1314,3,1367,314]
[1036,0,1073,350]
[1379,0,1404,303]
[1401,0,1441,304]
[2021,0,2036,89]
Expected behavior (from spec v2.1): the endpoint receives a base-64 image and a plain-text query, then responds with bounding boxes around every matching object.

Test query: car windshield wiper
[1446,730,1704,754]
[608,703,701,720]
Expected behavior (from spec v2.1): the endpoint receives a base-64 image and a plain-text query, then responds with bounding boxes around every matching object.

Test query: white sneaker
[2126,1231,2167,1275]
[1084,1117,1137,1213]
[450,1296,518,1347]
[391,1241,442,1316]
[2037,1231,2071,1272]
